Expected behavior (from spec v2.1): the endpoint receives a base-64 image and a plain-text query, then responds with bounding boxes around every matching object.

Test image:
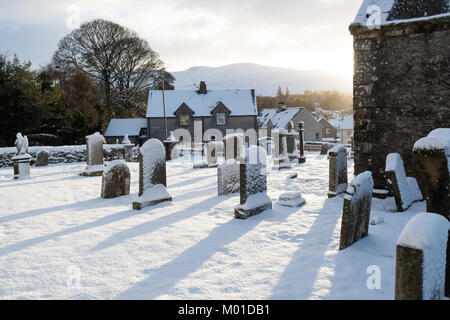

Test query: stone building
[319,118,338,140]
[350,0,450,189]
[146,81,258,142]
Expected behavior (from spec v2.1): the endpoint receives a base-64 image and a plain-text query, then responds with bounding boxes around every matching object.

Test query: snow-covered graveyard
[1,143,437,300]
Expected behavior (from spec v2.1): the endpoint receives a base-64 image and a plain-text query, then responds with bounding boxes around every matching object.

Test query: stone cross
[395,212,449,300]
[80,132,105,176]
[133,139,172,210]
[234,146,272,219]
[339,171,373,250]
[327,145,348,198]
[101,160,130,199]
[297,122,306,163]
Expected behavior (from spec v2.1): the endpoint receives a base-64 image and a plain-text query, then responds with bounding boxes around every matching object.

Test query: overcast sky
[0,0,362,76]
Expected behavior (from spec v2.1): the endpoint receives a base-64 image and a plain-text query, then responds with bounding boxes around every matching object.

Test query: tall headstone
[272,129,291,170]
[80,132,105,176]
[297,121,306,164]
[35,148,49,167]
[234,146,272,219]
[101,160,130,199]
[339,171,374,250]
[12,133,31,180]
[133,139,172,210]
[327,145,348,198]
[122,134,135,163]
[286,122,299,162]
[395,212,449,300]
[385,153,423,212]
[413,129,450,219]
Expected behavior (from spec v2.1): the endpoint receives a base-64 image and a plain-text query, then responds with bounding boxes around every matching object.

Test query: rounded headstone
[35,148,49,167]
[101,160,130,199]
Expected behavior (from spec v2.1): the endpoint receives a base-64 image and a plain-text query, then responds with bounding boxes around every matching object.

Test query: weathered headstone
[395,212,449,300]
[80,132,105,177]
[320,143,332,155]
[413,129,450,218]
[35,148,49,167]
[133,139,172,210]
[286,122,299,162]
[122,134,135,162]
[327,145,348,198]
[278,192,306,207]
[272,129,291,170]
[297,121,306,164]
[12,133,31,180]
[385,153,423,212]
[101,160,130,199]
[218,159,240,196]
[339,171,373,251]
[235,146,272,219]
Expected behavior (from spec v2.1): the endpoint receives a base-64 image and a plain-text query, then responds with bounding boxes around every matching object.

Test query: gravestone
[206,141,221,168]
[35,148,49,167]
[101,160,130,199]
[413,129,450,218]
[12,133,31,180]
[224,133,243,161]
[132,139,172,210]
[234,146,272,219]
[286,122,299,162]
[272,129,291,170]
[327,145,348,198]
[320,143,332,155]
[339,171,373,251]
[164,131,179,161]
[80,132,105,177]
[385,153,423,212]
[278,192,306,207]
[122,134,135,162]
[218,159,240,196]
[297,121,306,163]
[395,212,449,300]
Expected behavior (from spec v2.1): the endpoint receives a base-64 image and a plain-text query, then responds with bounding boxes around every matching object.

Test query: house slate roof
[105,118,147,137]
[146,89,257,118]
[258,107,302,129]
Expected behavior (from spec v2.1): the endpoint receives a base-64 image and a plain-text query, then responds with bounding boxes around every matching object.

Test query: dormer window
[180,114,190,126]
[216,113,226,125]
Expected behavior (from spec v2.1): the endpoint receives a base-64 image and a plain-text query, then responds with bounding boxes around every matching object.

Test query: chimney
[198,81,207,94]
[278,102,287,112]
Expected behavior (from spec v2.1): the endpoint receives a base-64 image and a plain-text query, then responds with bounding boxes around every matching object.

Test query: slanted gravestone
[272,129,291,170]
[385,153,423,212]
[395,212,449,300]
[327,145,348,198]
[297,121,306,163]
[339,171,373,251]
[132,139,172,210]
[278,192,305,207]
[218,159,240,196]
[234,146,272,219]
[35,148,49,167]
[413,129,450,218]
[101,160,130,199]
[12,132,31,180]
[122,134,135,162]
[80,132,105,176]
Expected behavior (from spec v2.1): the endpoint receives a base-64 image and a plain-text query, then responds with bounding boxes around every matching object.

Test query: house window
[180,114,190,126]
[325,128,331,135]
[216,113,226,125]
[316,133,319,140]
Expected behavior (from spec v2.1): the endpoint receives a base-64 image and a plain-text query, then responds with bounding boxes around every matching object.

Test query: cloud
[0,0,362,75]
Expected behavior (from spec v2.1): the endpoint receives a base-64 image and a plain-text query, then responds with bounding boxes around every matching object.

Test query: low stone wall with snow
[0,145,136,168]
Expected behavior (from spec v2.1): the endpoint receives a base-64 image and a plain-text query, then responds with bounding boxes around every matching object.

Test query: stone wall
[0,145,135,168]
[351,16,450,189]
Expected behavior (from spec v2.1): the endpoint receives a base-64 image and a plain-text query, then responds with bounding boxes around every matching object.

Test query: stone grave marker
[35,148,49,167]
[80,132,105,176]
[327,145,348,198]
[101,160,130,199]
[278,192,306,207]
[272,129,291,170]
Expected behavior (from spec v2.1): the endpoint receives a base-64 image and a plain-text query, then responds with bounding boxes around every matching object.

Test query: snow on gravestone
[132,139,172,210]
[385,153,423,212]
[80,132,105,176]
[272,129,291,170]
[339,171,374,251]
[234,146,272,219]
[35,148,49,167]
[278,192,306,208]
[101,160,130,199]
[395,212,449,300]
[327,145,348,198]
[218,159,240,196]
[413,128,450,218]
[12,133,31,180]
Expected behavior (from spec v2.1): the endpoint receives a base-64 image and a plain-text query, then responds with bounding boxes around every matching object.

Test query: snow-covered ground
[0,153,425,299]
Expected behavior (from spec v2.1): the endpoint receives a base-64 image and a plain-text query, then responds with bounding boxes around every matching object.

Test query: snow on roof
[146,89,257,118]
[352,0,450,28]
[258,108,302,129]
[105,118,147,137]
[328,118,341,130]
[340,115,354,130]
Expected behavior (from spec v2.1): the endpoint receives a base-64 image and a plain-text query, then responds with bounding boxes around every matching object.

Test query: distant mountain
[171,63,352,96]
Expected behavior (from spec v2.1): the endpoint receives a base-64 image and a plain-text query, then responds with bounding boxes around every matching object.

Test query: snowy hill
[171,63,352,96]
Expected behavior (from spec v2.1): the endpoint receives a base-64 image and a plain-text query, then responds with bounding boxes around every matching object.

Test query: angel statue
[14,133,29,156]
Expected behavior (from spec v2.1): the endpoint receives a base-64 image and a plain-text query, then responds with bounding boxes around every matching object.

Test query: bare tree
[53,19,172,117]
